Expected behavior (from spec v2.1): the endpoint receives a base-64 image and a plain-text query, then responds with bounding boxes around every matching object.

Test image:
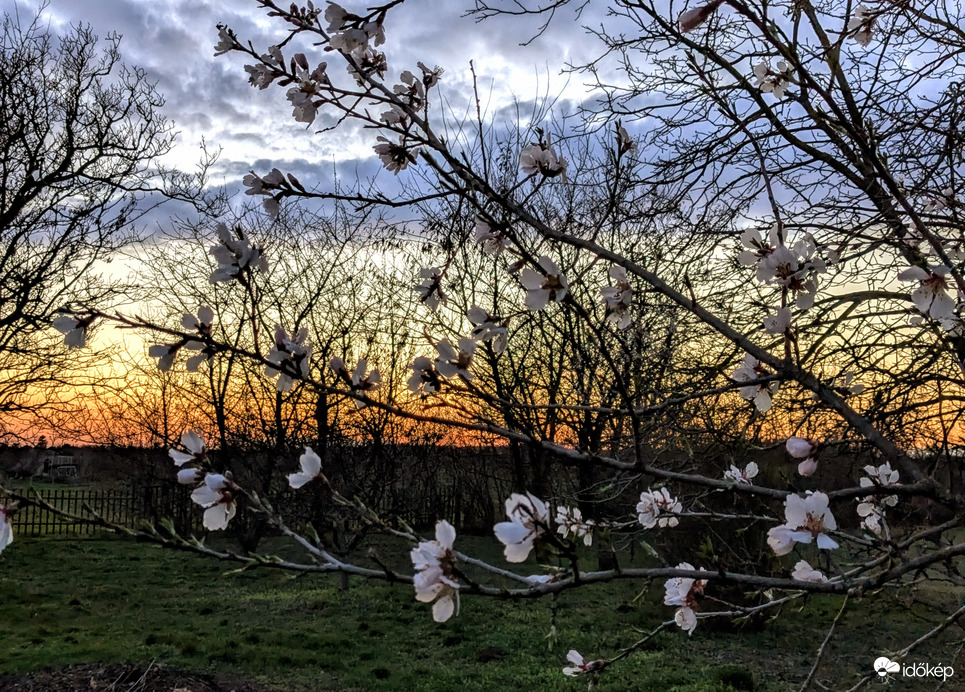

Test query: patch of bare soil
[0,662,276,692]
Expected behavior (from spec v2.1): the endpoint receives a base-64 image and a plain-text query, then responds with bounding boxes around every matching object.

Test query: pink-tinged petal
[566,650,585,667]
[797,457,818,477]
[785,436,814,458]
[791,560,827,583]
[287,471,315,489]
[494,519,530,547]
[675,606,697,635]
[898,266,929,282]
[181,431,205,455]
[169,449,195,467]
[911,285,933,314]
[754,390,772,412]
[203,504,231,531]
[435,520,456,549]
[177,468,203,485]
[767,525,796,556]
[502,539,535,563]
[525,289,550,312]
[299,447,322,476]
[415,581,443,603]
[930,292,956,320]
[816,533,839,550]
[191,483,221,507]
[787,530,814,544]
[784,494,808,525]
[519,267,544,290]
[0,517,13,553]
[537,256,560,275]
[432,594,456,622]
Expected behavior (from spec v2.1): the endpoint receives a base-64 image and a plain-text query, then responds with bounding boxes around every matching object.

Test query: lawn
[0,533,961,691]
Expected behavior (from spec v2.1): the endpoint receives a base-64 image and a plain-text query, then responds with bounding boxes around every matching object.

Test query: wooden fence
[12,485,202,537]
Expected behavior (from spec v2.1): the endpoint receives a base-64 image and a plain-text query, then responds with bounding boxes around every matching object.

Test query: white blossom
[723,462,758,485]
[169,430,206,467]
[786,437,819,477]
[494,492,549,563]
[857,463,899,534]
[555,506,595,546]
[791,560,828,583]
[753,60,791,99]
[190,473,237,531]
[520,256,568,311]
[374,136,418,174]
[898,265,956,321]
[732,354,779,412]
[415,267,446,311]
[288,447,323,489]
[410,520,460,622]
[467,306,508,353]
[473,217,508,255]
[408,356,441,395]
[663,562,708,636]
[434,338,476,380]
[330,357,380,408]
[847,5,874,47]
[209,223,268,282]
[52,314,89,348]
[519,134,568,178]
[265,325,311,392]
[636,487,682,529]
[767,492,839,556]
[562,649,602,676]
[600,265,633,329]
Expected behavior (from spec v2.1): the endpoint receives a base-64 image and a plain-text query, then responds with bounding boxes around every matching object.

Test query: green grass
[0,534,961,691]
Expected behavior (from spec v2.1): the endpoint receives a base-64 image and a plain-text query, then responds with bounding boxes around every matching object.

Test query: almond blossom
[169,430,207,468]
[410,520,460,622]
[791,560,828,583]
[191,473,237,531]
[562,649,602,676]
[898,265,956,321]
[636,487,682,529]
[677,0,724,33]
[209,223,268,282]
[0,504,14,554]
[732,354,779,412]
[434,338,475,380]
[148,343,178,372]
[616,120,636,155]
[52,314,91,348]
[408,356,441,395]
[264,325,311,392]
[494,492,549,563]
[555,506,595,546]
[753,60,791,99]
[786,436,820,477]
[856,463,899,535]
[330,357,380,408]
[763,306,792,335]
[467,305,508,353]
[519,134,568,178]
[415,267,446,311]
[473,217,508,255]
[847,5,874,47]
[767,492,839,556]
[664,562,708,635]
[723,462,758,484]
[287,447,323,489]
[374,136,418,174]
[600,265,633,329]
[520,256,568,311]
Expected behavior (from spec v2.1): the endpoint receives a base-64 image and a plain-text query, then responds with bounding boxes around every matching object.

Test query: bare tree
[0,5,175,438]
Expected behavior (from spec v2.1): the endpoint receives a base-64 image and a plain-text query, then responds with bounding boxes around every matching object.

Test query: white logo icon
[874,657,900,677]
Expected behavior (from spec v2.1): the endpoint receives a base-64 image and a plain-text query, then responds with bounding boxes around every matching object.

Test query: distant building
[37,452,80,482]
